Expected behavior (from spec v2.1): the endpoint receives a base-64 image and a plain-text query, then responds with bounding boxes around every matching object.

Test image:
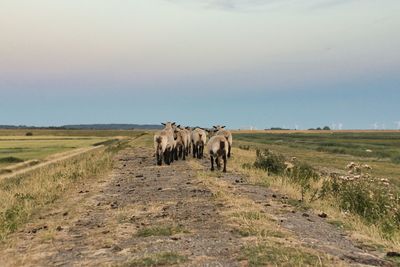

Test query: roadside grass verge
[128,132,154,148]
[229,146,400,251]
[0,140,128,241]
[190,161,333,266]
[122,252,187,266]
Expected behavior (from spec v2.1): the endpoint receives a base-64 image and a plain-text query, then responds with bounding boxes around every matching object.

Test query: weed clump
[287,162,320,202]
[319,171,400,237]
[253,150,321,201]
[252,147,400,238]
[253,149,286,175]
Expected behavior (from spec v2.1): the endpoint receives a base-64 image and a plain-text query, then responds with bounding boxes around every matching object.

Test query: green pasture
[234,131,400,186]
[0,129,147,170]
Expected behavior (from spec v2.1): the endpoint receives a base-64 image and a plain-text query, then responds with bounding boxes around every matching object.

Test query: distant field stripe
[0,138,95,141]
[0,145,104,181]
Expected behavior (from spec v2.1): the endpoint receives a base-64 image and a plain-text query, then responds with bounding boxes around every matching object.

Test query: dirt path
[0,146,392,266]
[0,147,246,266]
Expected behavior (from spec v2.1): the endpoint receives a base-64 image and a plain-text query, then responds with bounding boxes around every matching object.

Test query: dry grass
[128,132,154,147]
[189,160,336,266]
[234,132,400,186]
[230,146,400,251]
[0,129,147,137]
[116,202,170,224]
[0,147,114,240]
[233,130,400,134]
[240,243,325,267]
[0,132,150,242]
[0,136,108,170]
[122,252,188,266]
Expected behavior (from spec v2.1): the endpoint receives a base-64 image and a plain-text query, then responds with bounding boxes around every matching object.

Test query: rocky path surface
[0,146,392,266]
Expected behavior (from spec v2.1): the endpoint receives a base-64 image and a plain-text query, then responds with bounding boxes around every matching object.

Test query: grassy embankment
[0,130,146,241]
[193,164,333,266]
[231,131,400,251]
[0,129,148,172]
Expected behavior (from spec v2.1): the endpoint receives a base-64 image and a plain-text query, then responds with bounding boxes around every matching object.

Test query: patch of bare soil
[0,146,392,266]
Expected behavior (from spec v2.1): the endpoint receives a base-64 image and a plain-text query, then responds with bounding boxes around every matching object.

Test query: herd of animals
[154,122,233,172]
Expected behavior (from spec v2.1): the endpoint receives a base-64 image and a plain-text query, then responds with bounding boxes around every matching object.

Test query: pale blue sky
[1,0,399,129]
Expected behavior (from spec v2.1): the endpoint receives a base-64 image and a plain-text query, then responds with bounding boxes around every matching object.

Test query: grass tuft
[232,211,266,221]
[240,244,322,266]
[136,225,187,237]
[123,252,187,266]
[253,149,286,175]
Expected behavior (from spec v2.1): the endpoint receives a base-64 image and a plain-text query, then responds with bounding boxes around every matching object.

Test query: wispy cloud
[166,0,269,11]
[167,0,355,11]
[309,0,355,10]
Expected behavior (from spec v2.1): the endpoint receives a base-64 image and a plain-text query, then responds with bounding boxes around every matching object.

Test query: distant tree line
[268,127,292,131]
[0,124,163,130]
[262,126,332,131]
[308,126,331,131]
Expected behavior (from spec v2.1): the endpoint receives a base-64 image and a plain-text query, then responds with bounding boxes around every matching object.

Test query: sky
[1,0,399,129]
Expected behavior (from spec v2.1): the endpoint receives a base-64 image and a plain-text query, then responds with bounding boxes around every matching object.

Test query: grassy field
[234,131,400,186]
[0,137,106,169]
[234,131,400,161]
[0,129,147,137]
[0,130,146,171]
[231,131,400,248]
[0,146,114,240]
[0,129,143,240]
